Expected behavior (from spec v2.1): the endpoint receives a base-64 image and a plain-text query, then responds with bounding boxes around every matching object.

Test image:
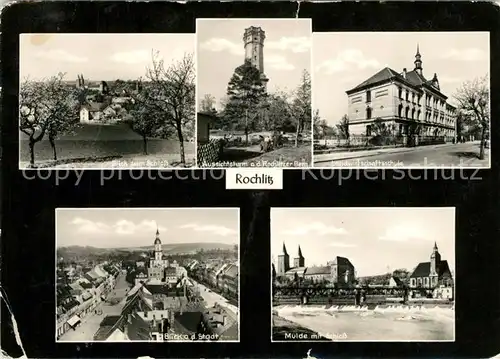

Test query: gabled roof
[285,267,306,274]
[330,256,354,267]
[410,260,452,278]
[222,264,238,279]
[82,102,108,113]
[346,67,401,94]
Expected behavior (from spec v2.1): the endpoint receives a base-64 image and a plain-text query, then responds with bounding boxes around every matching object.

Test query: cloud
[441,48,486,62]
[71,217,166,235]
[329,241,357,248]
[266,54,295,71]
[379,223,432,242]
[316,49,380,75]
[110,50,151,64]
[35,49,88,63]
[180,223,237,237]
[200,38,244,56]
[267,36,311,53]
[283,222,348,236]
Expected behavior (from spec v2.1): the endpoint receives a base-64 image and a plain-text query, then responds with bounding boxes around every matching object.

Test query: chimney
[403,68,407,79]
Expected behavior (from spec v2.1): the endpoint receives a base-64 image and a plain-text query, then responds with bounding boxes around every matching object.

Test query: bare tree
[20,73,79,166]
[454,75,490,160]
[336,115,350,142]
[200,94,216,113]
[146,51,195,165]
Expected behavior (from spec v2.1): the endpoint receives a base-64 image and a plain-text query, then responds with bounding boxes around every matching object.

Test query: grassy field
[19,123,194,167]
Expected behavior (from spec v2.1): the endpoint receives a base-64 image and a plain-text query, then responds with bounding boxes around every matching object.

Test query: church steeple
[430,241,441,276]
[414,44,423,76]
[282,242,288,256]
[294,245,305,268]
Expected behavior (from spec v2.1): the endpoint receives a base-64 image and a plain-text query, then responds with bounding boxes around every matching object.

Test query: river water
[275,305,454,341]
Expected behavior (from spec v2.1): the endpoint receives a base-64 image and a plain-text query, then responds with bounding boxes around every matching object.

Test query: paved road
[315,142,489,168]
[190,279,238,317]
[59,271,131,342]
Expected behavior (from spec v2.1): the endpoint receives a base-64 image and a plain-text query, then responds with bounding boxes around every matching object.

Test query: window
[366,90,371,103]
[366,125,372,136]
[405,90,409,101]
[398,87,402,99]
[366,107,372,119]
[412,93,415,103]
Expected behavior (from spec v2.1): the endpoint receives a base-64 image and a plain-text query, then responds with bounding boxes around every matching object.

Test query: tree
[126,89,167,155]
[19,73,79,166]
[454,75,490,159]
[291,70,312,147]
[225,59,267,144]
[145,51,196,165]
[336,115,350,141]
[200,94,216,113]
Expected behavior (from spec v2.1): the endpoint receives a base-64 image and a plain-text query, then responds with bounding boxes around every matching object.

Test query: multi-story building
[345,46,457,142]
[277,243,356,287]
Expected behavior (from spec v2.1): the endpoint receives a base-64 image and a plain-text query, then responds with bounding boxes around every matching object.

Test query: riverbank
[272,312,327,341]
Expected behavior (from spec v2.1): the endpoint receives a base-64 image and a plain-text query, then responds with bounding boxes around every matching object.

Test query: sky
[56,208,239,248]
[20,33,195,81]
[271,207,455,277]
[313,32,490,126]
[196,19,312,110]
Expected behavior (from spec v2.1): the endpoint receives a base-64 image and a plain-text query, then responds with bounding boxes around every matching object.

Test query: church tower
[154,228,162,262]
[293,245,305,268]
[243,26,269,87]
[414,44,423,76]
[277,242,290,276]
[429,241,441,287]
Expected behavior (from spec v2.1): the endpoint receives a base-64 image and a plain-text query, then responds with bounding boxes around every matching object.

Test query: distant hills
[57,242,236,257]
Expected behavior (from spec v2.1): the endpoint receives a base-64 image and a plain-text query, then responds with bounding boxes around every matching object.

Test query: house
[409,242,453,289]
[220,264,238,297]
[345,45,456,141]
[388,276,405,288]
[197,111,218,144]
[200,304,238,341]
[80,102,116,124]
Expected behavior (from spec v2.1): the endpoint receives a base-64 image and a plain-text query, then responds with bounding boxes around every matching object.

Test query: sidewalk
[314,143,457,163]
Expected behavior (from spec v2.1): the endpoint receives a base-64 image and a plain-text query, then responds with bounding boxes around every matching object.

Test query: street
[59,271,131,342]
[314,142,489,168]
[190,278,239,317]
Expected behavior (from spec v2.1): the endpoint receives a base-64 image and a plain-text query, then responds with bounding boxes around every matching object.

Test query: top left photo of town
[19,34,196,169]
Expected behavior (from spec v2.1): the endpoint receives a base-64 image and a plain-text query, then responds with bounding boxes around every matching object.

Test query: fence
[314,134,452,151]
[197,139,223,166]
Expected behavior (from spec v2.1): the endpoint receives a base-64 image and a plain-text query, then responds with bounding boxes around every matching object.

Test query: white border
[270,206,456,343]
[310,31,491,170]
[19,33,198,171]
[55,207,241,343]
[195,18,314,170]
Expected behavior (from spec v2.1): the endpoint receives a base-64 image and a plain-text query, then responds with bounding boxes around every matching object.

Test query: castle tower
[293,245,305,268]
[414,44,423,76]
[154,228,162,261]
[429,241,441,287]
[243,26,269,87]
[277,242,290,276]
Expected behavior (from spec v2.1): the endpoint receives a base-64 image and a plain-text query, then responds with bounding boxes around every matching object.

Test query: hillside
[57,242,236,258]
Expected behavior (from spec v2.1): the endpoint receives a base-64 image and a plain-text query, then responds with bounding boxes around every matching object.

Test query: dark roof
[410,260,452,278]
[145,284,170,295]
[80,282,93,289]
[83,102,108,112]
[304,266,331,275]
[126,313,151,341]
[197,111,217,119]
[63,300,79,311]
[346,67,402,94]
[330,256,354,266]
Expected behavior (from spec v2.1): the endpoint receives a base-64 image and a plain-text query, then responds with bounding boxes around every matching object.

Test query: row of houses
[95,282,237,341]
[56,263,121,339]
[187,260,238,299]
